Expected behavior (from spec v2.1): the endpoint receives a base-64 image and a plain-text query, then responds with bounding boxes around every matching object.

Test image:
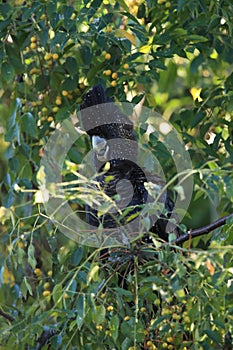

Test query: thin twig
[0,309,15,323]
[174,213,233,245]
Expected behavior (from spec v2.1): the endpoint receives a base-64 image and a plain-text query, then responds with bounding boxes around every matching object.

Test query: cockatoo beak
[92,136,109,161]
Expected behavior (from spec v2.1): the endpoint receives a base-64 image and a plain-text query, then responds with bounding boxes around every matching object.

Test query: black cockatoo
[80,85,179,243]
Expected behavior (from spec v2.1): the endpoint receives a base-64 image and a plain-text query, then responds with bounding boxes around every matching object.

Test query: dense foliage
[0,0,232,349]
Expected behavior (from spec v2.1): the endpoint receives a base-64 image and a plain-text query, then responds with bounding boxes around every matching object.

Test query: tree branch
[0,309,15,323]
[174,213,233,245]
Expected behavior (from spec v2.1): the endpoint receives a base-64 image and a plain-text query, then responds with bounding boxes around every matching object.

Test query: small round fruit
[47,116,54,122]
[44,53,52,61]
[111,80,117,87]
[106,305,114,312]
[52,53,59,60]
[154,298,160,306]
[124,315,130,321]
[62,90,68,96]
[55,97,62,106]
[111,72,118,79]
[30,43,37,50]
[42,107,48,114]
[52,106,59,113]
[105,53,111,60]
[30,36,37,43]
[34,268,42,276]
[166,337,173,343]
[123,63,129,69]
[147,341,153,346]
[43,282,50,290]
[104,69,112,76]
[43,290,51,297]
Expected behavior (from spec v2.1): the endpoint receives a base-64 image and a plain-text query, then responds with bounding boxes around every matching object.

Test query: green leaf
[21,113,37,137]
[2,188,14,208]
[121,338,131,350]
[71,247,83,266]
[5,43,24,73]
[9,157,20,174]
[190,55,204,73]
[189,34,208,43]
[117,0,129,12]
[28,243,37,270]
[80,46,92,65]
[62,5,74,20]
[76,294,85,329]
[0,3,12,18]
[110,314,119,342]
[22,277,33,299]
[174,288,186,299]
[87,265,99,285]
[35,74,50,91]
[0,18,11,38]
[204,329,221,343]
[113,287,133,299]
[151,315,171,329]
[55,107,70,122]
[98,13,113,31]
[53,284,63,308]
[95,305,106,324]
[5,98,21,143]
[149,59,167,70]
[66,279,77,297]
[18,143,31,159]
[1,61,15,82]
[191,111,205,128]
[50,334,62,347]
[61,77,77,91]
[36,166,47,187]
[63,57,78,76]
[137,2,146,19]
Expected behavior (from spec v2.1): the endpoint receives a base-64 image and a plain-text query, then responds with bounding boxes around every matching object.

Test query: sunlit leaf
[28,243,37,270]
[110,314,119,342]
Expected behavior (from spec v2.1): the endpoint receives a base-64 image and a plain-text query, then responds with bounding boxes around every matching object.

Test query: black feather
[80,85,179,242]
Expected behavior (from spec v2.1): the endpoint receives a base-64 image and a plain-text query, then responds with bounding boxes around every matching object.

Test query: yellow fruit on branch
[111,80,117,87]
[42,290,51,297]
[30,36,37,43]
[52,53,59,60]
[30,42,37,50]
[104,69,112,76]
[111,72,118,79]
[105,53,111,60]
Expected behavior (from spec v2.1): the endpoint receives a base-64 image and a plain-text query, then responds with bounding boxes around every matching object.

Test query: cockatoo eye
[92,135,109,161]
